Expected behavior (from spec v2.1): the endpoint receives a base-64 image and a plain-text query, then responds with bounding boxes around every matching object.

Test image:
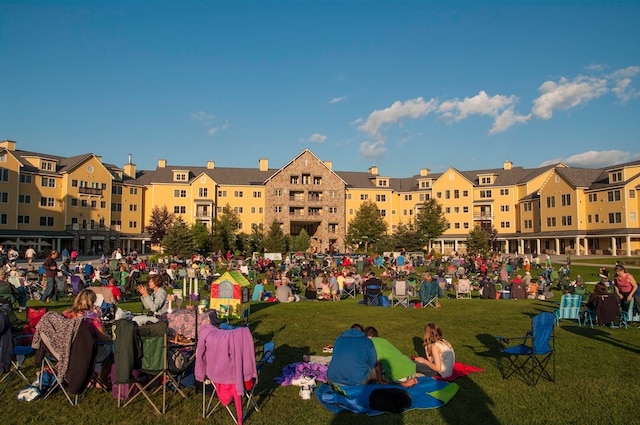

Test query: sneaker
[299,386,311,400]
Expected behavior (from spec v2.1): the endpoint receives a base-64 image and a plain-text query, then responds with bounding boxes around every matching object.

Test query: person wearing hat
[41,250,60,302]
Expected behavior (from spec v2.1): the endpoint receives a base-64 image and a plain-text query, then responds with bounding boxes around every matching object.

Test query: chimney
[259,158,268,171]
[420,168,430,177]
[368,165,378,175]
[504,161,513,170]
[158,159,166,168]
[207,160,215,170]
[0,140,16,151]
[124,154,136,178]
[324,161,332,170]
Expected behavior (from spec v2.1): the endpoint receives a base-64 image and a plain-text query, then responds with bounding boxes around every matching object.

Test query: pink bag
[111,363,140,400]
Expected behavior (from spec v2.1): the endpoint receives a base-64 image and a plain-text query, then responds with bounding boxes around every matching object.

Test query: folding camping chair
[363,280,383,306]
[343,281,357,299]
[120,321,189,414]
[494,311,556,386]
[199,325,258,424]
[244,340,274,417]
[419,280,442,308]
[35,314,98,406]
[619,298,640,329]
[554,294,583,327]
[391,279,410,307]
[0,311,35,394]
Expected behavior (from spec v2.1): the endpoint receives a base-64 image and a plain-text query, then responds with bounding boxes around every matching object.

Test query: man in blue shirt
[327,324,378,386]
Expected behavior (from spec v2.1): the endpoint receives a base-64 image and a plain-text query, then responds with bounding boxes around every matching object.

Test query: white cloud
[191,111,229,137]
[490,109,532,135]
[438,91,517,122]
[207,128,219,136]
[329,96,347,104]
[306,133,327,144]
[531,76,608,120]
[585,64,605,72]
[359,140,386,160]
[358,97,438,137]
[607,66,640,102]
[539,150,640,168]
[606,66,640,80]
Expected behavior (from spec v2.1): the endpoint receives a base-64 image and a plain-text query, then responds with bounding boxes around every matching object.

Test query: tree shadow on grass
[562,325,640,354]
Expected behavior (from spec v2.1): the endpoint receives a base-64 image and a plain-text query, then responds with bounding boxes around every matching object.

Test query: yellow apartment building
[1,140,638,257]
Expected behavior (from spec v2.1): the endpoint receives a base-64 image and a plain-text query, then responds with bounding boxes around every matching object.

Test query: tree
[263,220,287,254]
[345,200,388,253]
[145,205,174,245]
[466,226,490,257]
[211,203,240,253]
[191,220,213,254]
[414,198,448,248]
[248,224,265,255]
[161,217,196,258]
[292,228,311,252]
[392,222,423,251]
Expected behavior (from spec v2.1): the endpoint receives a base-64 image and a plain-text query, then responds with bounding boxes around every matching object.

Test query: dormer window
[480,176,492,185]
[377,179,388,187]
[40,160,55,171]
[174,172,187,181]
[610,170,623,183]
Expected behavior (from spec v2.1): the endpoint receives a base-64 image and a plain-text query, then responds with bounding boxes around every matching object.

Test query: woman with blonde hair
[413,323,455,378]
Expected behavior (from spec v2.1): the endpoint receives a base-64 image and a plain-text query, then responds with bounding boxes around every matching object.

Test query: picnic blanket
[315,377,459,415]
[434,361,485,381]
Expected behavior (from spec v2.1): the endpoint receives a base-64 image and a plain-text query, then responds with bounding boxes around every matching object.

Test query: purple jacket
[195,325,257,395]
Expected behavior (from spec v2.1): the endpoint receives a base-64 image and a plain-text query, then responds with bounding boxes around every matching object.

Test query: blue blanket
[315,377,459,415]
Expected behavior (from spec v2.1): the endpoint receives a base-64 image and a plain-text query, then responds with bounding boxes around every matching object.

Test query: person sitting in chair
[137,273,169,315]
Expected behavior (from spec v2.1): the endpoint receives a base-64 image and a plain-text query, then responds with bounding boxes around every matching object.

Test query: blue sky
[2,1,639,177]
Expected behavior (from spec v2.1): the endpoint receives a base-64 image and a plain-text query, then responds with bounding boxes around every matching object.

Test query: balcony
[78,187,103,196]
[473,213,493,219]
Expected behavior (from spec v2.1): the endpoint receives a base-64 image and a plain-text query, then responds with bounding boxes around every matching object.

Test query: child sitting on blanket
[365,326,418,387]
[413,323,455,379]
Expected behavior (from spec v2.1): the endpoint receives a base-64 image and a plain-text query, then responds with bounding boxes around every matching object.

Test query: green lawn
[2,264,639,425]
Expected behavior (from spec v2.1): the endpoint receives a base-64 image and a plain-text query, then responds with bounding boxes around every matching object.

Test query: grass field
[1,262,639,425]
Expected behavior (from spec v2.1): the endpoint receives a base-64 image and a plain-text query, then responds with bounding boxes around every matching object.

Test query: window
[630,212,637,221]
[346,193,351,200]
[71,179,78,187]
[39,216,54,226]
[587,214,592,224]
[463,206,469,213]
[129,204,137,211]
[500,221,511,228]
[376,194,386,202]
[404,194,413,201]
[302,174,310,185]
[40,197,55,207]
[18,194,31,203]
[111,185,122,195]
[454,207,460,213]
[174,189,187,198]
[607,190,621,202]
[611,171,623,182]
[18,215,30,224]
[629,190,636,199]
[0,169,8,182]
[500,205,510,212]
[561,216,573,226]
[81,199,88,207]
[329,207,338,213]
[463,190,469,197]
[130,187,138,195]
[290,175,299,184]
[0,214,6,225]
[234,190,244,198]
[479,190,492,198]
[328,223,338,234]
[454,223,460,229]
[445,207,451,213]
[380,209,386,217]
[500,188,510,196]
[175,173,187,181]
[218,190,227,197]
[360,194,369,201]
[275,206,282,213]
[70,198,78,206]
[253,191,261,198]
[111,203,122,212]
[0,192,7,203]
[588,193,598,202]
[174,206,186,214]
[100,201,106,208]
[445,190,450,199]
[328,190,338,198]
[594,214,600,223]
[313,176,322,185]
[41,177,55,187]
[273,189,282,197]
[420,181,430,188]
[481,176,492,184]
[463,222,469,229]
[561,194,571,206]
[91,200,97,208]
[349,208,354,215]
[129,221,137,228]
[19,174,32,183]
[377,179,388,187]
[454,190,459,199]
[524,219,533,229]
[258,207,263,214]
[523,202,532,212]
[40,160,54,171]
[546,196,556,208]
[233,207,243,214]
[436,192,442,199]
[0,154,4,163]
[546,217,557,227]
[608,212,622,224]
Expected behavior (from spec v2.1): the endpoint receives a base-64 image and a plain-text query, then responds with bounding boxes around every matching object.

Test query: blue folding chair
[554,294,583,326]
[495,312,556,386]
